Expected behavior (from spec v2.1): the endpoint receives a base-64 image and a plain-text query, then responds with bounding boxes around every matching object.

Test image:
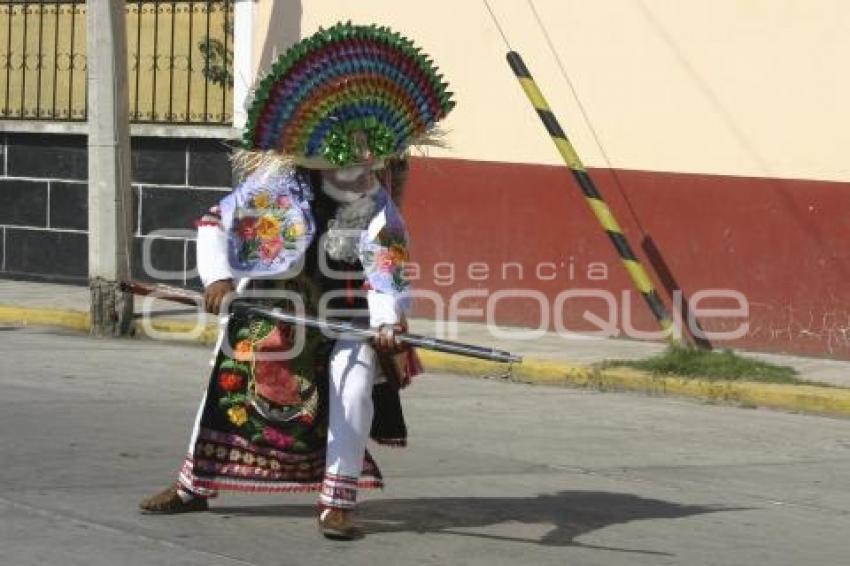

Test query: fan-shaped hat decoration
[240,22,455,170]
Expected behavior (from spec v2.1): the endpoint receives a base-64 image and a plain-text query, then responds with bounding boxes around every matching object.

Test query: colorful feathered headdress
[238,22,456,171]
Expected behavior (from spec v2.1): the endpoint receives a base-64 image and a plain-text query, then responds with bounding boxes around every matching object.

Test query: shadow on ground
[212,490,736,555]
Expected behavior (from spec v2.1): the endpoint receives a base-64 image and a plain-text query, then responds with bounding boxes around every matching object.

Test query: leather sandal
[139,485,209,514]
[318,507,358,540]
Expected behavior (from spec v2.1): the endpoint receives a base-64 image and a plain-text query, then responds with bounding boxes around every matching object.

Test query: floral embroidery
[237,217,257,239]
[227,406,249,427]
[367,227,410,292]
[234,190,307,267]
[218,372,244,392]
[253,192,272,209]
[254,358,302,406]
[298,412,315,426]
[259,237,284,262]
[358,190,412,299]
[262,427,296,449]
[233,339,254,362]
[213,307,326,455]
[287,222,306,239]
[220,167,315,277]
[255,214,281,239]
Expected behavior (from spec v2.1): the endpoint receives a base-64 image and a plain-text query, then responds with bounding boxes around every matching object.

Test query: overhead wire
[482,0,513,51]
[523,0,649,237]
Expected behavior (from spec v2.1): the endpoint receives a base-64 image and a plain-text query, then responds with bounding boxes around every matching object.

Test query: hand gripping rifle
[122,281,522,364]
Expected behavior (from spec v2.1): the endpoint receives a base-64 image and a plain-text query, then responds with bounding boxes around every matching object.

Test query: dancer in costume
[139,22,454,540]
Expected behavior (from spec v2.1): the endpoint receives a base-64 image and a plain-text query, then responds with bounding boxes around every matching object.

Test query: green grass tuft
[601,345,804,384]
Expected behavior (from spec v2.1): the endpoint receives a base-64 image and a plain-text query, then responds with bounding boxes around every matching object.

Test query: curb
[415,351,850,418]
[0,305,90,332]
[2,304,849,419]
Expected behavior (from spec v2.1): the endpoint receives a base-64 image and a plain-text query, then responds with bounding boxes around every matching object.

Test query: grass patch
[601,345,805,384]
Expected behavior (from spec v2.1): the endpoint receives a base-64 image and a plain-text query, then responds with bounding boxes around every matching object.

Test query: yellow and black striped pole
[506,51,674,336]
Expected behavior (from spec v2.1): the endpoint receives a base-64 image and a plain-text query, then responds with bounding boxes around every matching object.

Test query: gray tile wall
[0,133,232,286]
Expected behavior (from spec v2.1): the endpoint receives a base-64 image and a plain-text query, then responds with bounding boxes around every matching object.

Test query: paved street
[1,328,848,566]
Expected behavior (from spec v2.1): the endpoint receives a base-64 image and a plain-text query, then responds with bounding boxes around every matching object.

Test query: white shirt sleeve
[368,289,402,328]
[196,224,232,287]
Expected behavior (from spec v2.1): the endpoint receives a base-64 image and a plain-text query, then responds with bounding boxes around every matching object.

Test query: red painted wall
[400,157,850,359]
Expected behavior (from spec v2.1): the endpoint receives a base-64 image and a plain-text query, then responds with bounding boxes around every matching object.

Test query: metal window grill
[0,0,233,124]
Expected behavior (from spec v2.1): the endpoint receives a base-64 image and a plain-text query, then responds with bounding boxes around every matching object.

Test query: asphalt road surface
[1,327,848,565]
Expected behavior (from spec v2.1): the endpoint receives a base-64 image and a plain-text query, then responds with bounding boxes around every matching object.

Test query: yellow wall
[0,2,232,123]
[252,0,850,182]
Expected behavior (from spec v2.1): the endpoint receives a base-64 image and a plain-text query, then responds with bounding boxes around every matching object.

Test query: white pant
[319,340,378,509]
[326,339,377,476]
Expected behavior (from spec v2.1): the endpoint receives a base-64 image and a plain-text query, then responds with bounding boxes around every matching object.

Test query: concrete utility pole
[232,0,256,129]
[86,0,134,336]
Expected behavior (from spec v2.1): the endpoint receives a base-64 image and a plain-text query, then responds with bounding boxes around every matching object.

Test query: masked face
[322,165,374,194]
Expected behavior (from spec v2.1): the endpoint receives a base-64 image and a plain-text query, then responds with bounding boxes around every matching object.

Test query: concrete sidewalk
[2,278,849,388]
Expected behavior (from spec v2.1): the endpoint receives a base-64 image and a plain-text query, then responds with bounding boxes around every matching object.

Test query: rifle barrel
[122,281,523,364]
[233,304,522,364]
